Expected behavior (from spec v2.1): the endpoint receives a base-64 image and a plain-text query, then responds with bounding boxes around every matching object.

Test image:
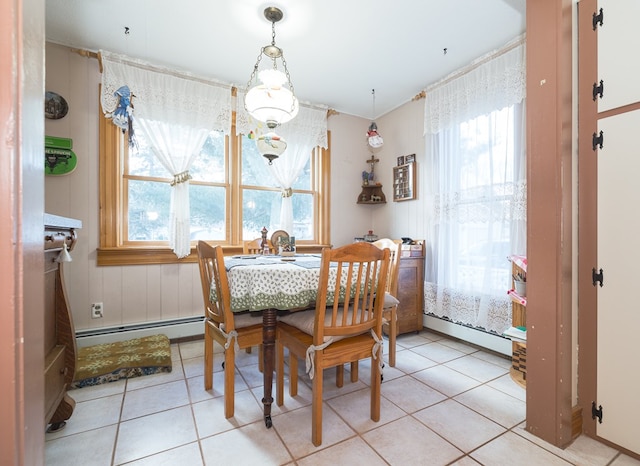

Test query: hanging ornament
[107,85,136,148]
[366,89,384,150]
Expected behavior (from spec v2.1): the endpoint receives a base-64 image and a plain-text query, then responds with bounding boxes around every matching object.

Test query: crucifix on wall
[367,154,379,181]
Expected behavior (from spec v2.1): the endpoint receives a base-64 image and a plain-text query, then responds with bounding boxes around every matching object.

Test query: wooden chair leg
[389,305,398,367]
[289,354,298,397]
[311,361,324,447]
[370,343,381,422]
[336,364,344,387]
[224,347,235,419]
[350,361,359,383]
[204,324,213,390]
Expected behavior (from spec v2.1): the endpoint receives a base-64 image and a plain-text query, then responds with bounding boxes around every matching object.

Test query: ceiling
[45,0,526,119]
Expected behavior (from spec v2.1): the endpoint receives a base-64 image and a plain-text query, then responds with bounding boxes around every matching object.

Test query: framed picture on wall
[396,155,405,166]
[393,160,416,202]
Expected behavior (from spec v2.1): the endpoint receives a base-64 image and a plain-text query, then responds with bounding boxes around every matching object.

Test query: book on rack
[503,326,527,342]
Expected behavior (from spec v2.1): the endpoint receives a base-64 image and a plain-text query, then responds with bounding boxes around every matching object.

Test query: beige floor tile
[121,379,190,421]
[449,457,483,466]
[179,340,205,359]
[392,348,438,374]
[381,375,446,413]
[395,332,433,348]
[124,442,203,466]
[412,364,481,397]
[183,355,207,379]
[192,389,264,438]
[114,406,198,465]
[471,431,572,466]
[185,373,251,404]
[326,387,405,433]
[454,385,525,429]
[45,393,123,439]
[67,378,126,402]
[470,349,513,369]
[437,338,480,354]
[487,373,526,401]
[413,399,506,452]
[612,454,640,465]
[273,404,356,458]
[410,341,467,363]
[237,362,266,388]
[200,420,292,466]
[297,436,388,466]
[45,425,118,466]
[363,416,463,465]
[444,354,509,382]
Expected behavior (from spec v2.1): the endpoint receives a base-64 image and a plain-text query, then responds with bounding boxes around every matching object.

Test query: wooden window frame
[98,113,331,265]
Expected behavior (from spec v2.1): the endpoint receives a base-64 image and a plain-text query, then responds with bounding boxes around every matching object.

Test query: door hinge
[593,8,604,30]
[592,131,604,151]
[592,401,603,423]
[593,80,604,101]
[592,268,604,287]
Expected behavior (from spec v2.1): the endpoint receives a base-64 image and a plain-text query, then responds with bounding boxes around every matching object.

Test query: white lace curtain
[100,51,232,258]
[236,93,328,235]
[423,39,526,334]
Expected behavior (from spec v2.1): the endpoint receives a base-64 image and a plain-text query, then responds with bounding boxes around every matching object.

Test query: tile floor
[45,330,640,466]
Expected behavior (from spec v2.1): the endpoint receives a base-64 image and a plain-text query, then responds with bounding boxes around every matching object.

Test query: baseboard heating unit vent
[423,314,511,356]
[76,316,204,348]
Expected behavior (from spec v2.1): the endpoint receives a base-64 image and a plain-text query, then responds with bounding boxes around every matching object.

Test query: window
[98,114,331,265]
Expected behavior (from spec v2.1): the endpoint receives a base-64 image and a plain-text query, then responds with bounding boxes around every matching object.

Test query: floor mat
[70,334,172,388]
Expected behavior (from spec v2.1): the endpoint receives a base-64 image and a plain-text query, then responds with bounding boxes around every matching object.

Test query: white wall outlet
[91,302,104,318]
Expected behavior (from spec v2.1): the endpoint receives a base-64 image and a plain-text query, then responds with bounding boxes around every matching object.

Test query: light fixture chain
[245,49,264,93]
[280,51,296,111]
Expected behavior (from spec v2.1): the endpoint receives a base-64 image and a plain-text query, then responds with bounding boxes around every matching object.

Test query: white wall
[44,43,384,332]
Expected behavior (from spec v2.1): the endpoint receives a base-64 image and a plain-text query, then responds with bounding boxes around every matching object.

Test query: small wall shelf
[357,184,386,204]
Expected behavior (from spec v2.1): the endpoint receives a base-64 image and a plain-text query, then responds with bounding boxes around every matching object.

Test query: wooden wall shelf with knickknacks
[357,184,386,204]
[393,157,416,202]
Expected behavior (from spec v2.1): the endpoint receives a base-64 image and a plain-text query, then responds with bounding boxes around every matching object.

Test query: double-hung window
[98,114,330,265]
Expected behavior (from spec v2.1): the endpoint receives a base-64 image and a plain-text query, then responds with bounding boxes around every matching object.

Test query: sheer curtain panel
[423,40,526,334]
[100,51,232,257]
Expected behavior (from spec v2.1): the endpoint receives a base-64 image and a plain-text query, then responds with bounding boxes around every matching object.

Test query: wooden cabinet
[396,242,425,334]
[44,214,81,432]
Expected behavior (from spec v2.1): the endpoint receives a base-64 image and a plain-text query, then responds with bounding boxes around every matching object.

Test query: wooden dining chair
[275,242,390,446]
[196,241,264,419]
[343,238,402,384]
[373,238,402,367]
[243,238,273,255]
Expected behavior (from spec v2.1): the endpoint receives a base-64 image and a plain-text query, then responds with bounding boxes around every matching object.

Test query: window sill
[97,244,332,266]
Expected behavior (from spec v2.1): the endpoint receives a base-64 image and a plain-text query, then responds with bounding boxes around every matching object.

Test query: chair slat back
[313,242,390,345]
[197,241,234,328]
[372,238,402,297]
[243,238,272,255]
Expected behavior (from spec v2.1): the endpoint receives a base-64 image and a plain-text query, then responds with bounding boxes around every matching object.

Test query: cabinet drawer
[44,345,66,422]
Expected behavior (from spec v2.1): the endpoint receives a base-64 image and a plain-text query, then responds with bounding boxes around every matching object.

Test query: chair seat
[279,307,371,343]
[383,291,399,308]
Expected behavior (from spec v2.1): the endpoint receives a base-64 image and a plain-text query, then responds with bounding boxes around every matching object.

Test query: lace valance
[424,39,526,135]
[100,50,232,135]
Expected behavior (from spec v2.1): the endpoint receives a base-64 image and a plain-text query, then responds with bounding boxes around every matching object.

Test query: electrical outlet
[91,302,104,318]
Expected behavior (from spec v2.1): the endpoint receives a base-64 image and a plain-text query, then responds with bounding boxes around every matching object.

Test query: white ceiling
[45,0,526,119]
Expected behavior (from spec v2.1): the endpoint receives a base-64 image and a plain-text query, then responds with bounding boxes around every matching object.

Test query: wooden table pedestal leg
[262,308,277,428]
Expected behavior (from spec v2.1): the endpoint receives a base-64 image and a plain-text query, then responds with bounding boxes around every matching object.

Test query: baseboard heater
[75,316,205,348]
[423,314,512,356]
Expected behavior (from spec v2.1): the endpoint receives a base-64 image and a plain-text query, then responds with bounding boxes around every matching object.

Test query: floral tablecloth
[218,254,325,312]
[215,254,368,312]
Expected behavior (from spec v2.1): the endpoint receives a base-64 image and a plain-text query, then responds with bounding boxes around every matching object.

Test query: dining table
[221,253,326,428]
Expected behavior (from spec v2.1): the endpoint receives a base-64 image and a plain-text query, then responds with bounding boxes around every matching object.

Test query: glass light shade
[256,131,287,163]
[245,69,299,125]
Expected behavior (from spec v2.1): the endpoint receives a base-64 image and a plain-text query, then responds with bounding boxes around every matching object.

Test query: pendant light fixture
[244,7,299,128]
[366,89,384,150]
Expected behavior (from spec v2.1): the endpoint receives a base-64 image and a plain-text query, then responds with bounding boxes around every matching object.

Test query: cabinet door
[597,109,640,453]
[597,0,640,112]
